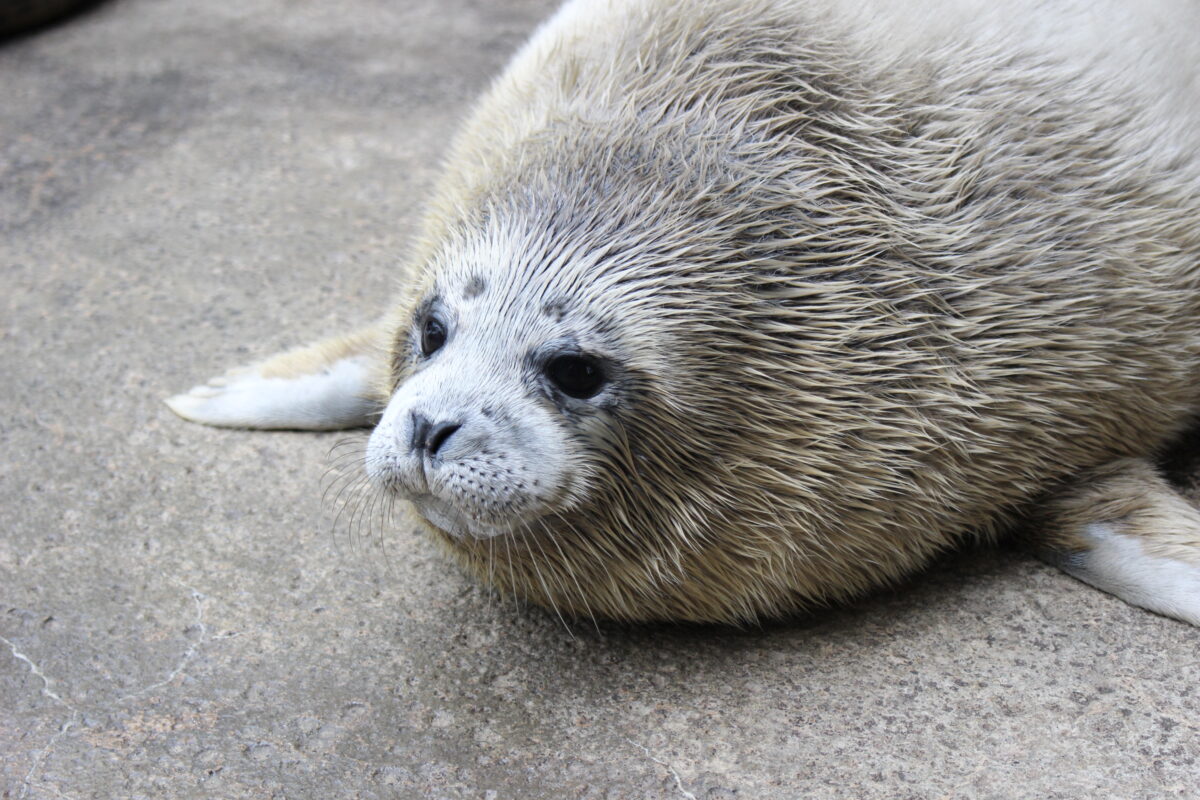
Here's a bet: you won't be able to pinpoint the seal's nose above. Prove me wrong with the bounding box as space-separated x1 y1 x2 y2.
409 412 462 458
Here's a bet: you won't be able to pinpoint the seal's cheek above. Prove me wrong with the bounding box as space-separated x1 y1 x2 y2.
364 379 575 538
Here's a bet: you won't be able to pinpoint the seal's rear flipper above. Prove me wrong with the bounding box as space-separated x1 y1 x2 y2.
1035 458 1200 626
165 324 388 430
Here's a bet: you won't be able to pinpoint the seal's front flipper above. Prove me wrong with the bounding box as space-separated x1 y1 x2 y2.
1034 458 1200 627
166 325 388 430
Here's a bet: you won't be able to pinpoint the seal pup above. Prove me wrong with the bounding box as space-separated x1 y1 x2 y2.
168 0 1200 625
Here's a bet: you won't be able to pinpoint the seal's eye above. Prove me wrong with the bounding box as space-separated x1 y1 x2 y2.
546 354 606 399
420 316 447 357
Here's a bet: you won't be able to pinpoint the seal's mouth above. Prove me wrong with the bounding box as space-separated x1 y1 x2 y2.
408 493 514 540
366 387 572 542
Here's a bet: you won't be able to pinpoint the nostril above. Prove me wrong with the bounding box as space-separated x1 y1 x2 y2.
408 411 462 458
409 412 432 455
425 421 461 457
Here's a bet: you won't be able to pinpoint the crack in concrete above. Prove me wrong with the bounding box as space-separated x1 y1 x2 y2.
625 738 698 800
116 588 208 703
4 586 210 798
19 716 80 800
1 635 70 708
2 635 80 800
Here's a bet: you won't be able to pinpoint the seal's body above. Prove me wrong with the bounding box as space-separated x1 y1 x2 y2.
169 0 1200 625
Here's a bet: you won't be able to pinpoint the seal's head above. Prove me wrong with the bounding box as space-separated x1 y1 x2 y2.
364 218 630 542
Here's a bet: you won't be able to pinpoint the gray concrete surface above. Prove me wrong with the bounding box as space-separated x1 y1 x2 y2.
2 1 1198 797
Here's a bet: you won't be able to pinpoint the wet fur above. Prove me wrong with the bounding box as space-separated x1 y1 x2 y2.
170 0 1200 624
376 0 1200 622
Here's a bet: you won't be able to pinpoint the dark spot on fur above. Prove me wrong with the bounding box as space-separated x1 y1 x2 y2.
464 275 487 299
542 297 570 321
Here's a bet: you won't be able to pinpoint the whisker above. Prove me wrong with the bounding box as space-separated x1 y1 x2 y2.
544 513 600 634
486 530 498 615
320 434 375 563
326 434 367 459
352 486 374 553
321 459 365 509
367 478 393 577
334 474 372 550
504 528 521 615
521 523 575 637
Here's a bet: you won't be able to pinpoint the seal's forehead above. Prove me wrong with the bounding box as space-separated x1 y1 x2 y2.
422 206 688 364
431 227 623 329
441 268 572 317
437 264 610 347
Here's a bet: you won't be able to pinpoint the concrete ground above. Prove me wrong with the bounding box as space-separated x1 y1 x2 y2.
2 0 1198 797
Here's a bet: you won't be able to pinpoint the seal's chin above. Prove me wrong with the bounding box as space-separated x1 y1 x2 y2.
408 494 515 540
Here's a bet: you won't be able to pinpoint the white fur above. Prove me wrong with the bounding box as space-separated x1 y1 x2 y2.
165 356 377 430
365 323 574 540
1061 523 1200 626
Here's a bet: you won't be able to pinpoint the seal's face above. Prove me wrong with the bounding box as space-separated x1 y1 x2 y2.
365 224 638 540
